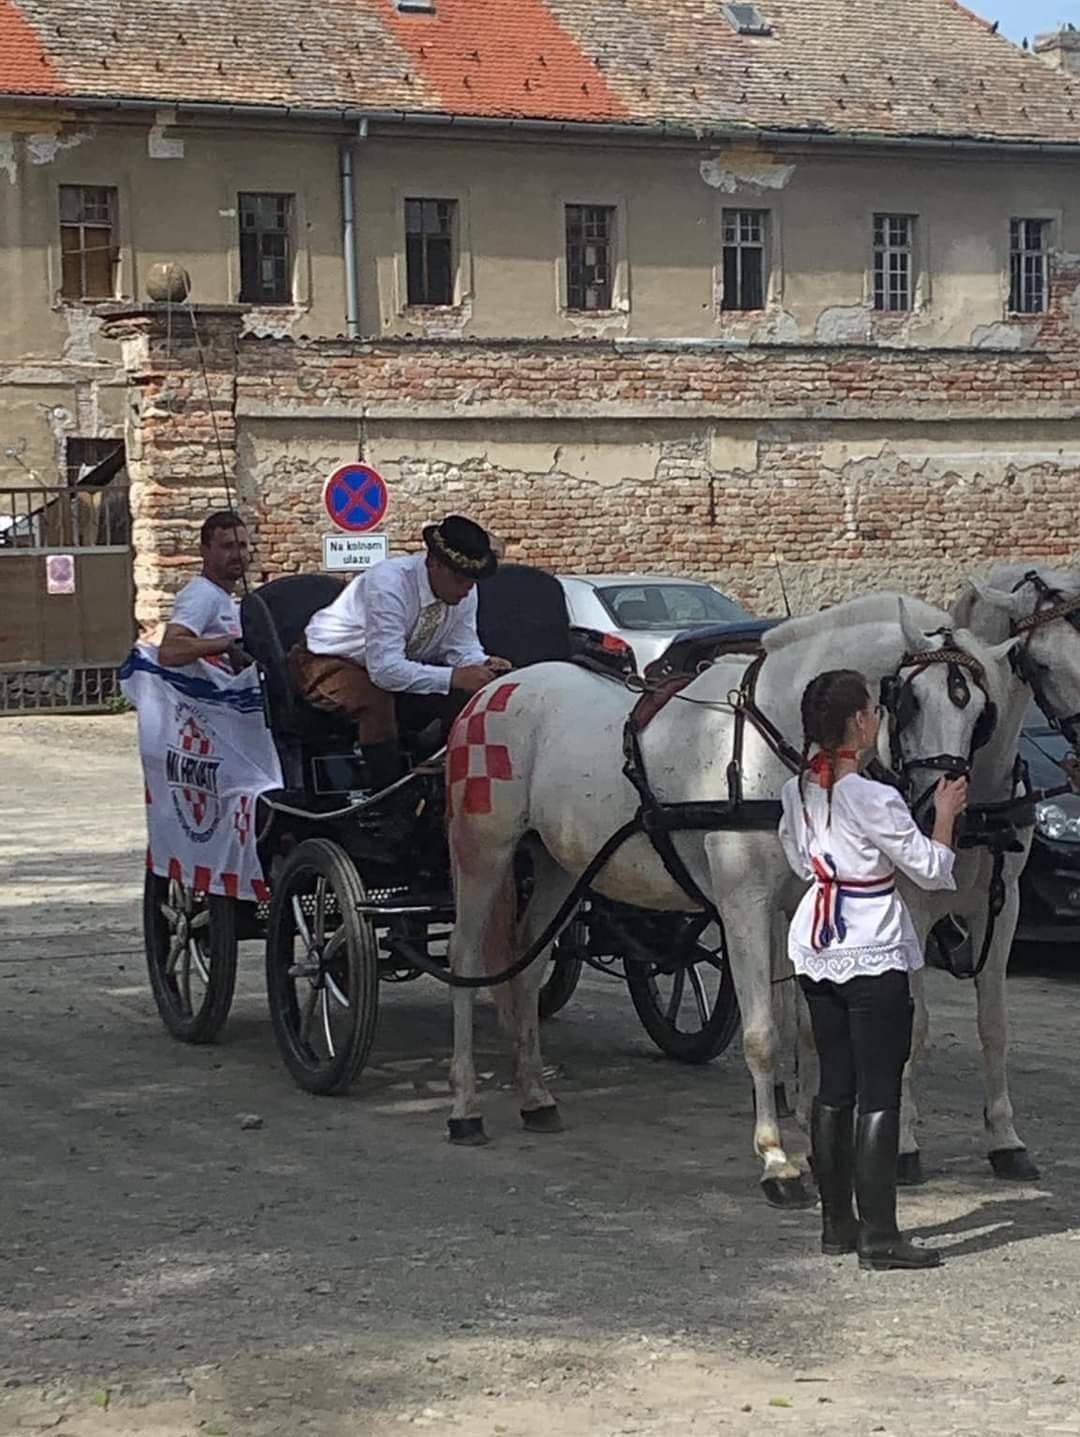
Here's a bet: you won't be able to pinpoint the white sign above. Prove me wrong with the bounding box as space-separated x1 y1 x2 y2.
46 554 76 595
322 531 389 572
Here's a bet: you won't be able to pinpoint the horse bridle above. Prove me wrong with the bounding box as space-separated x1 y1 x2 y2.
1010 571 1080 750
879 630 996 824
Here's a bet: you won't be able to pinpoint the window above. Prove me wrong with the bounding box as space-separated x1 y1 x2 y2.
405 198 456 306
565 204 615 311
65 437 120 488
59 186 118 300
721 209 767 311
1010 218 1050 314
595 582 746 629
873 214 915 312
720 3 772 35
239 193 293 304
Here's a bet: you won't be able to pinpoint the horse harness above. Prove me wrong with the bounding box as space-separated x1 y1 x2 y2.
1010 570 1080 750
620 635 1000 956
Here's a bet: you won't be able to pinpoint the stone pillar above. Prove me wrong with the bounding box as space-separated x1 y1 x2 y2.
105 306 243 633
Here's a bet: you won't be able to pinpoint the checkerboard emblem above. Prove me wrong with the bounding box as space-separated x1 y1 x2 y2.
179 717 213 826
446 682 519 816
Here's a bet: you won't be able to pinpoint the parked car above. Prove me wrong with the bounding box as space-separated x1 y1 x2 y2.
1016 703 1080 947
557 573 753 671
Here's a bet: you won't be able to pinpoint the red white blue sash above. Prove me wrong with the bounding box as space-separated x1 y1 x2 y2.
809 854 896 952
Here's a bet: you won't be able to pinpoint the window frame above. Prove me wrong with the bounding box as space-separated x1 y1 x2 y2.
554 191 630 321
1008 216 1052 316
58 185 120 302
564 203 617 313
403 196 459 308
872 212 916 313
720 207 769 313
237 191 295 306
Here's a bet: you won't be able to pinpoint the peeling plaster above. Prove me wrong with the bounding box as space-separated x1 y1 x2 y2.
815 306 872 345
27 128 94 165
0 133 16 185
752 309 799 344
240 307 304 339
970 322 1031 351
699 157 795 193
148 123 185 160
1063 283 1080 335
60 306 106 364
565 307 630 338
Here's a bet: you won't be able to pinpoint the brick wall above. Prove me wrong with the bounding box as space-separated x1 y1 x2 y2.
106 263 1080 630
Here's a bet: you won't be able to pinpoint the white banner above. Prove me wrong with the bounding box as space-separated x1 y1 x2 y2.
120 645 283 902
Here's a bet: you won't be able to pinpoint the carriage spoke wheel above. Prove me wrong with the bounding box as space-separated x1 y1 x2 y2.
143 871 238 1043
265 837 378 1095
625 923 740 1065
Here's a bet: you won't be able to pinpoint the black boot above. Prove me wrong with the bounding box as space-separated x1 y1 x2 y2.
855 1109 942 1271
812 1100 858 1256
357 742 413 848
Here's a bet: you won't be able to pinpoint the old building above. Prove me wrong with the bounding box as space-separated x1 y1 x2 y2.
1 0 1079 695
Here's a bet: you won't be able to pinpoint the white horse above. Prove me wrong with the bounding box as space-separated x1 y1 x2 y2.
890 563 1080 1184
446 594 1014 1206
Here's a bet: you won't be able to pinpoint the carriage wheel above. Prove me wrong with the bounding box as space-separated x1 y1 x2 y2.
625 923 740 1065
143 871 238 1043
265 837 378 1095
538 919 586 1021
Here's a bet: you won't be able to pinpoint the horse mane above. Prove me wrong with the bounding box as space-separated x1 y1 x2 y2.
762 592 947 654
980 561 1080 598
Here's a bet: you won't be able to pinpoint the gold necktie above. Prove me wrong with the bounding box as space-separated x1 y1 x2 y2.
406 601 445 659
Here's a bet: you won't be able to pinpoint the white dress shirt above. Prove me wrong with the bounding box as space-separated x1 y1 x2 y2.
303 551 489 695
778 773 956 983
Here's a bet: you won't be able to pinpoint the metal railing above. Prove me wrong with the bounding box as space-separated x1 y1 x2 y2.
0 666 125 714
0 484 131 553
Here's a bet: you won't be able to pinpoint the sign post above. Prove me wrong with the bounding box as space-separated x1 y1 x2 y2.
322 462 389 573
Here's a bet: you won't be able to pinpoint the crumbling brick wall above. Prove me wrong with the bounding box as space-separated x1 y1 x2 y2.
107 262 1080 630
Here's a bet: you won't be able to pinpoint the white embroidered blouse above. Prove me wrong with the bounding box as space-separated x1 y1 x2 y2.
778 772 956 983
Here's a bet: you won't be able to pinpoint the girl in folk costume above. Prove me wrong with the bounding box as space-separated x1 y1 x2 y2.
778 670 968 1271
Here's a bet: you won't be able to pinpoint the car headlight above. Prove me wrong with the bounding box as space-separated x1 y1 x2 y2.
1035 798 1080 843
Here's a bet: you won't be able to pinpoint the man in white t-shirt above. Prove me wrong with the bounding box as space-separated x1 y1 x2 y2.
158 511 250 671
290 514 509 791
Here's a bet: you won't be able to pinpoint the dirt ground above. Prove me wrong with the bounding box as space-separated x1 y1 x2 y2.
3 714 1080 1437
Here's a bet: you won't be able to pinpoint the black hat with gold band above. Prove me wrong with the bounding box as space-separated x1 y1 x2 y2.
422 515 498 581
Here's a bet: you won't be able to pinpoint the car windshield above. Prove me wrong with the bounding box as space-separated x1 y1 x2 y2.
595 583 746 630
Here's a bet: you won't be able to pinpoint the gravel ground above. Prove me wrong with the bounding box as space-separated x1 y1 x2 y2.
2 714 1080 1437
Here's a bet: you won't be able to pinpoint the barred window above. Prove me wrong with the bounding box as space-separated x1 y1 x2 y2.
565 204 615 311
405 198 456 306
1009 218 1050 314
873 214 914 312
721 209 766 311
59 186 119 300
239 193 293 304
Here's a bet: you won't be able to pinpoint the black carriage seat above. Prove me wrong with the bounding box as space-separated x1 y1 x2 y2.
240 574 355 794
644 617 781 684
476 563 572 667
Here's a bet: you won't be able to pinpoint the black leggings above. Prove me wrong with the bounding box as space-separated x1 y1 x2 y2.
800 970 914 1112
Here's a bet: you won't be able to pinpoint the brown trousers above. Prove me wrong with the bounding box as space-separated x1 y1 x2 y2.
288 644 396 743
288 643 468 746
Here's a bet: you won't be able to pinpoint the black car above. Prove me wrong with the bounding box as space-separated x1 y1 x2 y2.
1017 704 1080 946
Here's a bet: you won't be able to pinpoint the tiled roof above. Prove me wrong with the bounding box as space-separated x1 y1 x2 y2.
2 0 1078 146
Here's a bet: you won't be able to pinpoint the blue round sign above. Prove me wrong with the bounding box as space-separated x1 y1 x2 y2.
322 463 388 533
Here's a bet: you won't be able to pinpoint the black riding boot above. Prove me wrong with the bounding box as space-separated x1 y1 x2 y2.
855 1110 942 1271
812 1100 858 1256
357 741 413 848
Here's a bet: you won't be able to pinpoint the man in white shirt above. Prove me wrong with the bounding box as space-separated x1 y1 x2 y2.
290 514 510 790
158 511 250 671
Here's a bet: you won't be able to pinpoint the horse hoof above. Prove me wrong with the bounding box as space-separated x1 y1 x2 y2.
761 1174 816 1210
447 1117 489 1147
896 1150 924 1186
521 1104 563 1134
989 1147 1040 1182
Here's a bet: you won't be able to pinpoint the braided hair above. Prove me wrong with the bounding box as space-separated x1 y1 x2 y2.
798 669 871 826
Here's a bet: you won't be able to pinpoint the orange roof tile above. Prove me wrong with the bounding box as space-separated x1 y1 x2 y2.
1 0 1078 147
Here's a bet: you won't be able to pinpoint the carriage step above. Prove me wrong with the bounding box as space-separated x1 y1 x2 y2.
356 899 454 919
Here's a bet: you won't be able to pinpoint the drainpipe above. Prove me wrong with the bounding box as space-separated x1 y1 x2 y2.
340 119 366 340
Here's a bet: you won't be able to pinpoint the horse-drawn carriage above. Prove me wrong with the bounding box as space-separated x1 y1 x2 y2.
140 563 761 1094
